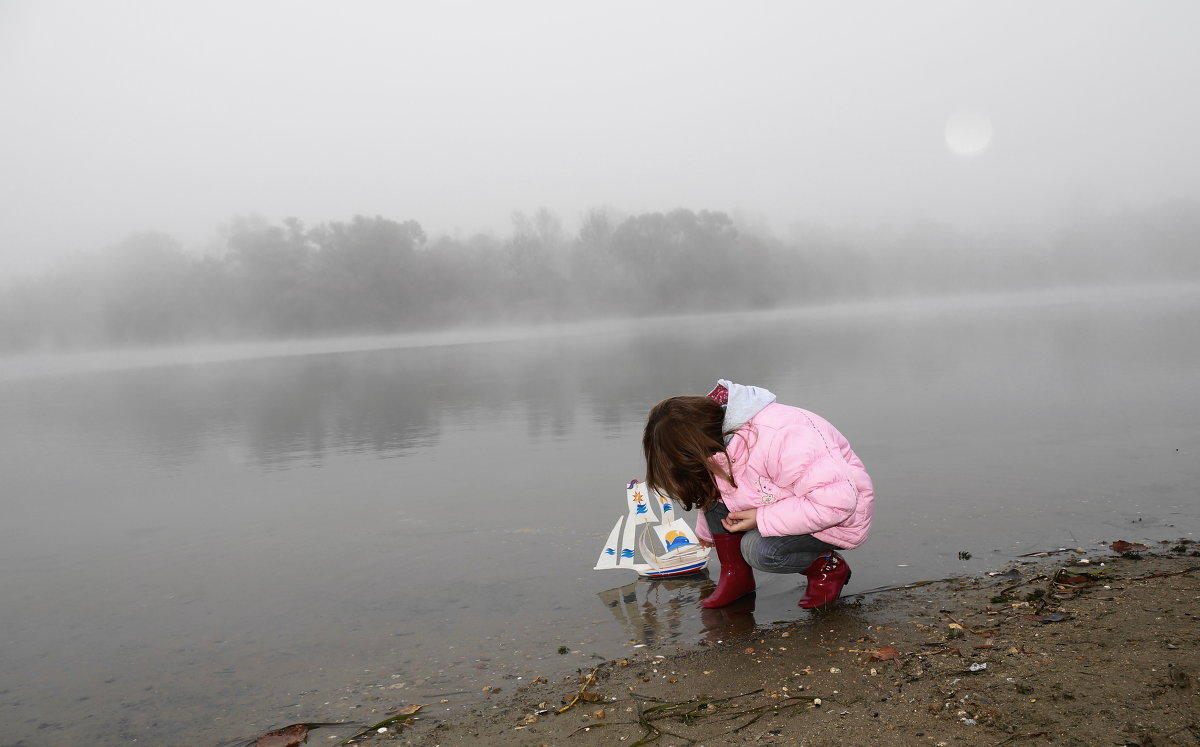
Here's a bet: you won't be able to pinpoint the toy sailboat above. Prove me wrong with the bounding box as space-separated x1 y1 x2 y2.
593 480 710 578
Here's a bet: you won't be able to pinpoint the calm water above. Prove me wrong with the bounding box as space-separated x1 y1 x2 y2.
2 285 1198 746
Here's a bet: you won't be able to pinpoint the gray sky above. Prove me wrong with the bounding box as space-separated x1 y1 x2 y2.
2 1 1198 278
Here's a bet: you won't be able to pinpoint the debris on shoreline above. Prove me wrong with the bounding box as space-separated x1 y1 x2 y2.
337 540 1200 746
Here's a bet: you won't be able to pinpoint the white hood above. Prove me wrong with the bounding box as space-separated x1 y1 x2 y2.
718 379 776 440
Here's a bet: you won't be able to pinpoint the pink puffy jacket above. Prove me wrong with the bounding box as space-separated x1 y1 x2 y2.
695 402 874 550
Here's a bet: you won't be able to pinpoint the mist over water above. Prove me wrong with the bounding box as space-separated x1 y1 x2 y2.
4 202 1198 355
1 285 1197 745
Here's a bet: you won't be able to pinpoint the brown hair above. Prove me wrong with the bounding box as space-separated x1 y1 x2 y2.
642 395 737 511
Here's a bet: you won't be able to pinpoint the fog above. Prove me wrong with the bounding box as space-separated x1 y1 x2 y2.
2 0 1200 345
3 6 1200 740
2 1 1198 287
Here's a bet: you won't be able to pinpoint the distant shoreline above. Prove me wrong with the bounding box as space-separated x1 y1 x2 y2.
5 280 1196 383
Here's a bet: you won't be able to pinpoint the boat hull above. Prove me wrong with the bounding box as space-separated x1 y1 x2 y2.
639 560 708 578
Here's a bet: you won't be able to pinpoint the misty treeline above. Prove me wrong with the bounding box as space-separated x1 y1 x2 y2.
2 202 1197 352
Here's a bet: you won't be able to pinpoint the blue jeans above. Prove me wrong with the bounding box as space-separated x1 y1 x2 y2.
705 500 838 574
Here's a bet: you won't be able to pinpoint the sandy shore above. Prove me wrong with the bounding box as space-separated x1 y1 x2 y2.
275 543 1199 746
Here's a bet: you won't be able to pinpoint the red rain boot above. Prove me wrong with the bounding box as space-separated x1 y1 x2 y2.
700 532 756 608
797 551 852 609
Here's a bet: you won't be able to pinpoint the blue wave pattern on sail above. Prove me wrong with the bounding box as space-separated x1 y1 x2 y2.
597 479 709 576
594 516 625 570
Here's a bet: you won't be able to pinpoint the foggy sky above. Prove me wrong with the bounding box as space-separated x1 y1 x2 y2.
2 1 1198 279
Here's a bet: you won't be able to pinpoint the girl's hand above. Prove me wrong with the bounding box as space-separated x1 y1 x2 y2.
698 538 714 548
721 509 758 533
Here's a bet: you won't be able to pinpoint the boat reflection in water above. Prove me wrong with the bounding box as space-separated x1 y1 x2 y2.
596 575 758 646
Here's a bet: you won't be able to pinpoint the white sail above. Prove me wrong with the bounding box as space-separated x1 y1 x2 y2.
618 507 642 567
625 480 660 522
652 517 702 556
650 486 675 521
594 516 624 570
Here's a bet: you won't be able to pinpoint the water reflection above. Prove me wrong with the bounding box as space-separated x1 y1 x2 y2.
8 288 1195 475
698 595 759 643
597 575 711 646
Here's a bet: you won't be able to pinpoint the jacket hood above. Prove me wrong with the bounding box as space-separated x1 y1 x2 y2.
718 379 776 440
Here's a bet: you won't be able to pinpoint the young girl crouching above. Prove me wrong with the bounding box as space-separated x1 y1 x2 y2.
643 380 874 609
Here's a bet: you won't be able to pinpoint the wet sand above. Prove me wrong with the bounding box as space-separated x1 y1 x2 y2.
325 544 1200 746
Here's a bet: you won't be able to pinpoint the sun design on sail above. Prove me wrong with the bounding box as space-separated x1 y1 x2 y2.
662 530 692 552
594 480 709 578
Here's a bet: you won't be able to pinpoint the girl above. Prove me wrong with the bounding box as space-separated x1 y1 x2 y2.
643 380 874 609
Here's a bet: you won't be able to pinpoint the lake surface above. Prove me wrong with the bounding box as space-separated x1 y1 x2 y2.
2 285 1198 746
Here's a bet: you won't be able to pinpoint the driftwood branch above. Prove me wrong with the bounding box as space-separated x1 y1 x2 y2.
557 664 604 714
